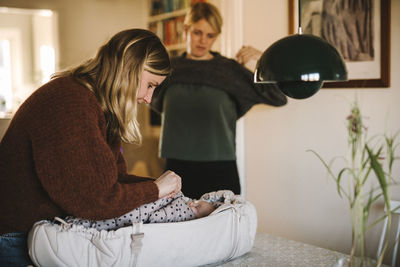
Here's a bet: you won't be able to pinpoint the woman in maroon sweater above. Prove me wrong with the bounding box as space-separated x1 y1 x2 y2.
0 29 181 266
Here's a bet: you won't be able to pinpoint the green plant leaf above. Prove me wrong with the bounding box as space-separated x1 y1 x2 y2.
336 168 348 197
307 149 350 200
361 166 372 186
366 145 389 206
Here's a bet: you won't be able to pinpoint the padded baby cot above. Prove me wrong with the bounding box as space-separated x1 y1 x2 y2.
27 192 257 267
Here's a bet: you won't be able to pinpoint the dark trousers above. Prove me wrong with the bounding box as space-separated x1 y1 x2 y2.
165 159 241 199
0 232 33 267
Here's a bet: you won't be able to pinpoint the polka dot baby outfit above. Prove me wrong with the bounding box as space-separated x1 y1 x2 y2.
66 192 196 230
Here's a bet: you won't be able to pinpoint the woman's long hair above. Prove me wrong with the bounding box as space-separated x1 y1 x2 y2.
54 29 171 144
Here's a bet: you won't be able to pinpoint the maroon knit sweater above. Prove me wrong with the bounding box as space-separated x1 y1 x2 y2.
0 76 159 235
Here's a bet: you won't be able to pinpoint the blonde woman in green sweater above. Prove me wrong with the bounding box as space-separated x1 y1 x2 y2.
152 2 287 199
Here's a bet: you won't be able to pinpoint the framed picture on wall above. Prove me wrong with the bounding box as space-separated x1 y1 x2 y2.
289 0 390 88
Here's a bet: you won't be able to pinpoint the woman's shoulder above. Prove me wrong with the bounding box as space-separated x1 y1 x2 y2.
47 76 88 92
11 76 104 133
40 76 95 102
213 53 252 77
212 52 237 65
170 53 186 64
25 76 101 117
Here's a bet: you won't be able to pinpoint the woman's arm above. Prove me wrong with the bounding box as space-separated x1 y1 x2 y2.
235 46 262 65
235 46 287 107
30 82 159 220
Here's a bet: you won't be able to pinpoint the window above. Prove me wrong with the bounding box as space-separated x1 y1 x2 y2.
0 39 11 115
0 7 58 117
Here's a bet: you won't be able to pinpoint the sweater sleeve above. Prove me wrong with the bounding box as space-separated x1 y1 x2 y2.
147 193 195 223
28 81 159 220
253 79 287 107
116 149 155 183
152 53 287 117
234 60 288 107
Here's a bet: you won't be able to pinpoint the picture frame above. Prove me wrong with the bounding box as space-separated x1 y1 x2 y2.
288 0 390 88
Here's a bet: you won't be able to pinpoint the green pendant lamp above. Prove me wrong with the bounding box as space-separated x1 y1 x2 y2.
254 0 347 99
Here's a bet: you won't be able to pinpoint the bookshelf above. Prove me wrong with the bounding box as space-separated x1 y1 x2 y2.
147 0 190 128
148 0 191 56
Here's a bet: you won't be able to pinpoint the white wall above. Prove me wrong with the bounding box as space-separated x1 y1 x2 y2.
0 0 148 70
0 12 32 85
243 0 400 259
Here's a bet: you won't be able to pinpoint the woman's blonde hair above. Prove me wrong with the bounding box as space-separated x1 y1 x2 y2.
184 2 223 34
53 29 171 144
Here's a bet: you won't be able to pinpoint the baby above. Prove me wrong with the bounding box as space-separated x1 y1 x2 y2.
67 192 216 231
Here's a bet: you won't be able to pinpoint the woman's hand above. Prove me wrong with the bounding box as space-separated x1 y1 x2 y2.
154 170 182 199
235 46 262 65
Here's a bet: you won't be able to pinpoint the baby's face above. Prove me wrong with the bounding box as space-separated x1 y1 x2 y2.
190 200 215 218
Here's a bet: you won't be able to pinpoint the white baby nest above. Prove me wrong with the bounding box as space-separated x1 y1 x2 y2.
28 193 257 267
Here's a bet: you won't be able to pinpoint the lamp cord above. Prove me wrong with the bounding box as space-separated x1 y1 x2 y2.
298 0 302 34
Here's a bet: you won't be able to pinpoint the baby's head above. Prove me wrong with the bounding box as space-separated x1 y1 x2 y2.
189 200 215 218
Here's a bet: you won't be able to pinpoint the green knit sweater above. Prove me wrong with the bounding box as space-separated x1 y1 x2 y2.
153 52 287 161
160 84 237 161
0 76 159 234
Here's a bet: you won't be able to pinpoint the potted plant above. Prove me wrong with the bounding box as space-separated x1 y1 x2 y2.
308 102 399 267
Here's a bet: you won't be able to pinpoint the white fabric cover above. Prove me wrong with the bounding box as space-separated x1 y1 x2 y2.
28 197 257 267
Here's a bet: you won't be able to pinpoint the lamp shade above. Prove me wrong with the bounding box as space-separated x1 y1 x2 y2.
255 34 347 99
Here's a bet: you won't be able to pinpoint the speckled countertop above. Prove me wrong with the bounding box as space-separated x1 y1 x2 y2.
209 232 349 267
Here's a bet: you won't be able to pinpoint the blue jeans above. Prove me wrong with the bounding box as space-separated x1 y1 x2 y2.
0 232 33 267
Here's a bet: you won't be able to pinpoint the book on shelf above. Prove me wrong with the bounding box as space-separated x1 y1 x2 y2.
149 0 207 16
149 15 186 48
175 15 184 44
150 0 190 15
